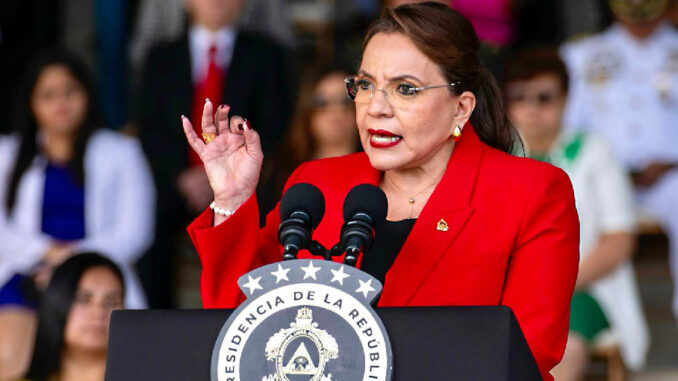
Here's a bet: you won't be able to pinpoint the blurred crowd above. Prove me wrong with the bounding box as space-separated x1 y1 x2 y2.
0 0 677 380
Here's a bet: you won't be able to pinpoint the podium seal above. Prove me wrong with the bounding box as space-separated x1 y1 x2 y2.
211 259 393 381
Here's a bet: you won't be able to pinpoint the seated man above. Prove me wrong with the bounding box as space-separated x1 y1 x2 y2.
562 0 678 322
135 0 295 308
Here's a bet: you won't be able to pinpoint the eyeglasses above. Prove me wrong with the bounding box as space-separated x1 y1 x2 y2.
344 75 460 109
506 90 562 106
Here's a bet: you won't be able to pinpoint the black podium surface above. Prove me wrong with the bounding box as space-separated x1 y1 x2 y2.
106 306 541 380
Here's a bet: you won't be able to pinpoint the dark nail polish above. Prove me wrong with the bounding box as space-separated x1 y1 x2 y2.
243 119 252 130
237 123 244 132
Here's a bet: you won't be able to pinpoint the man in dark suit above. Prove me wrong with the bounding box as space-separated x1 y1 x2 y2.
136 0 294 308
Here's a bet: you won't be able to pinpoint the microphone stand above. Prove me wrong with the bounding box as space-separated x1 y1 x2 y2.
308 241 346 261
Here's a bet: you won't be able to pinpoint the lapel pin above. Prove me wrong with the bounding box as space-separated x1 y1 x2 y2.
436 219 449 232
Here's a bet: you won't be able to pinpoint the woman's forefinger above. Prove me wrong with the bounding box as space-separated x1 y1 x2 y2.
181 115 205 155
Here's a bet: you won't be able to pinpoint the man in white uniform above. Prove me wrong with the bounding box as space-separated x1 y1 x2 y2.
562 0 678 319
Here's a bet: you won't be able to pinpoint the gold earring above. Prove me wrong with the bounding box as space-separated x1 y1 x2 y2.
452 126 462 141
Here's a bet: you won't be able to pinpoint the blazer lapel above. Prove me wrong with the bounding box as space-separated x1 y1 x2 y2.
379 123 484 305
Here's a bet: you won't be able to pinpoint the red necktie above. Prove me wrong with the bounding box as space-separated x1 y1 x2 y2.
189 44 225 166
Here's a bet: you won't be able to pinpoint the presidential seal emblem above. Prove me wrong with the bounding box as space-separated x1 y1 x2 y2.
211 259 393 381
263 307 338 380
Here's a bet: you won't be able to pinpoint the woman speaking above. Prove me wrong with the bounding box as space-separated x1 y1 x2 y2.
181 3 579 379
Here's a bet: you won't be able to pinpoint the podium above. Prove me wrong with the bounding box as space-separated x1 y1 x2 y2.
105 306 541 380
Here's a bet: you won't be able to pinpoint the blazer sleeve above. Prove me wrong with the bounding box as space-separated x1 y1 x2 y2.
186 162 309 308
500 167 580 380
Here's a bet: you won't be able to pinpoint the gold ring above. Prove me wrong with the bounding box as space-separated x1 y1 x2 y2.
202 132 216 144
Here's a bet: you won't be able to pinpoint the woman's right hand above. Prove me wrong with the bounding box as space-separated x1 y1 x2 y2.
181 100 264 214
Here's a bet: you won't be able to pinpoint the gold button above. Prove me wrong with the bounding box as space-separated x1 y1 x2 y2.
436 219 448 232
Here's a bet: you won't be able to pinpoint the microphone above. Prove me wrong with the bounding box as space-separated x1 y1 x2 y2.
278 183 325 261
340 184 388 266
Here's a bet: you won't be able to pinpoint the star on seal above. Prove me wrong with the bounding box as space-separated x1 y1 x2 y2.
270 264 291 284
356 278 376 298
330 266 350 286
300 261 321 280
242 275 262 295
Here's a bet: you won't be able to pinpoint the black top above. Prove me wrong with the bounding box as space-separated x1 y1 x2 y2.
361 218 416 285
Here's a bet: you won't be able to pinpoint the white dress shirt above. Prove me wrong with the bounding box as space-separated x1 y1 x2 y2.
562 22 678 170
188 25 237 84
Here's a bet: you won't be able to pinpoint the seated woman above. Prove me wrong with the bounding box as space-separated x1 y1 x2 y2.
20 253 124 381
504 48 649 379
0 49 155 307
259 65 361 217
0 49 155 379
181 4 580 379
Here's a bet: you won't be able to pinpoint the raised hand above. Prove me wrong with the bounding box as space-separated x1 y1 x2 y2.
181 99 264 219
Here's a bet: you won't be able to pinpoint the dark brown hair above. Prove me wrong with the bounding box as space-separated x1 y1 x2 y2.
26 253 124 380
287 69 345 166
504 47 570 94
279 66 359 169
363 2 519 153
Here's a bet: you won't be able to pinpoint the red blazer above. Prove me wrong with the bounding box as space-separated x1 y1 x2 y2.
187 125 580 380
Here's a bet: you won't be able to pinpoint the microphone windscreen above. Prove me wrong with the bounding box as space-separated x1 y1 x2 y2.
342 184 388 226
279 183 326 228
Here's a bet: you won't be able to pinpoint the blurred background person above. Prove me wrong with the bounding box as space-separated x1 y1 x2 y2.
259 66 361 218
129 0 293 89
0 0 132 132
135 0 295 308
18 253 124 381
505 47 649 379
0 50 153 353
561 0 678 321
0 0 674 378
